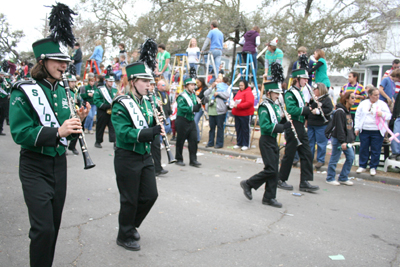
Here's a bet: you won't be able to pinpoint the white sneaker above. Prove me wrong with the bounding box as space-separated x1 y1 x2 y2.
241 146 249 151
356 167 366 173
233 145 240 149
84 129 88 134
339 180 354 186
326 180 340 186
370 168 376 176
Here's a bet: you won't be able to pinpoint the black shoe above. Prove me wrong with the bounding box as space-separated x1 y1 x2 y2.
133 229 140 241
68 148 79 155
292 160 299 167
240 180 252 200
189 161 202 167
214 146 223 149
156 169 169 176
175 161 185 166
94 142 102 148
116 238 140 251
277 180 293 191
0 132 5 136
389 154 398 160
396 155 400 162
262 199 282 208
205 145 214 148
299 181 320 192
171 136 176 141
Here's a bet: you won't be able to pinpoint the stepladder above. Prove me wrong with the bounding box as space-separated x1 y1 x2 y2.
83 60 100 80
196 51 217 86
169 54 190 94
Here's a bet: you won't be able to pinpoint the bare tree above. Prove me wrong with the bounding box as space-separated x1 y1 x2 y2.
0 14 25 60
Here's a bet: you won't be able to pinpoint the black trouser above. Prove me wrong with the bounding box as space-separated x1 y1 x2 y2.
246 135 279 200
115 149 158 241
278 120 313 182
175 116 197 163
96 108 115 144
151 135 162 173
19 149 67 267
0 97 7 132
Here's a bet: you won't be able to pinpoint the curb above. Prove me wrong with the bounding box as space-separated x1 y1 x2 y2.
192 144 400 186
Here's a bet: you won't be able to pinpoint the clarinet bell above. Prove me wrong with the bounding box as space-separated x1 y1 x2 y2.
296 139 303 147
83 151 96 169
167 150 177 164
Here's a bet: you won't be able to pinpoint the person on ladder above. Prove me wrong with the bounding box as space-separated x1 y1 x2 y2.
201 20 224 84
263 37 283 81
239 26 260 73
94 74 118 149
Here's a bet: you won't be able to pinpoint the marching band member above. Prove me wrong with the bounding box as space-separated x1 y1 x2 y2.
8 3 90 265
94 74 118 149
240 81 290 208
175 78 202 167
112 62 163 251
0 70 11 135
277 69 319 192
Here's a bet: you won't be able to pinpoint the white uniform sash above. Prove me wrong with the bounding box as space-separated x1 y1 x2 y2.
261 101 278 124
120 97 149 129
99 86 113 104
291 88 305 108
182 91 194 107
0 87 8 95
20 83 68 146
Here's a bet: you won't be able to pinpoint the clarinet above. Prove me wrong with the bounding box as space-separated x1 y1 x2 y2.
62 73 96 169
278 99 302 147
147 91 177 164
305 83 328 123
156 91 170 125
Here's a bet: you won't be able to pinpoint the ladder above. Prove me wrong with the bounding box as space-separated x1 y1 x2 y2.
196 51 217 86
83 60 100 80
169 53 190 93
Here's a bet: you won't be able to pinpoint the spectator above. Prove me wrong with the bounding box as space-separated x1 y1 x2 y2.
119 54 127 68
341 72 367 121
326 91 356 186
194 78 208 142
292 46 314 86
379 69 400 110
390 90 400 161
113 57 121 81
186 38 200 69
156 44 171 82
232 80 255 151
308 83 334 169
156 79 172 135
89 40 104 74
130 50 139 63
263 37 283 81
99 64 106 76
170 92 178 141
239 26 260 72
81 77 97 134
307 49 330 88
382 59 400 99
355 87 392 176
201 20 224 84
118 43 128 61
204 77 230 148
72 43 82 76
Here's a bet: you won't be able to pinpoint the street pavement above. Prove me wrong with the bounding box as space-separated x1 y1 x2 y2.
1 128 400 267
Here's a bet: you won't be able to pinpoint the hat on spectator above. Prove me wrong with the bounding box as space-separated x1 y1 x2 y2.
269 37 278 46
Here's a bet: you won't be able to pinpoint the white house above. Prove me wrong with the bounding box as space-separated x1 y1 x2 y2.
352 10 400 87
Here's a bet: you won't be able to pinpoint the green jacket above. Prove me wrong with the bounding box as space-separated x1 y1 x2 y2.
177 90 198 121
259 99 282 138
81 84 97 104
0 78 11 98
111 93 155 155
285 86 306 123
9 79 73 156
94 85 118 110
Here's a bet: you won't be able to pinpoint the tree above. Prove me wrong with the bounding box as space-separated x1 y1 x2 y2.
0 13 25 61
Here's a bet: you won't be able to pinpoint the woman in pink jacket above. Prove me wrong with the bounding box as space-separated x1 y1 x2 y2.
232 80 255 151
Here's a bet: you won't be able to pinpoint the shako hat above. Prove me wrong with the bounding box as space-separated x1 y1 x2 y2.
184 78 196 85
264 81 282 93
292 68 309 79
105 74 115 82
67 74 76 81
126 62 153 80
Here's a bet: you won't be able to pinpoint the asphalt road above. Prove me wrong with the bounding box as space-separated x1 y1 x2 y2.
1 129 400 267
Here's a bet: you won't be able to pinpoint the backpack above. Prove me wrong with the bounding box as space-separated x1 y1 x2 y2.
324 108 344 139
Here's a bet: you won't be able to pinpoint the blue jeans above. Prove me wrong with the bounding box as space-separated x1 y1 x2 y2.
194 109 204 142
74 62 82 76
208 114 225 147
359 130 384 169
162 71 171 82
391 118 400 154
84 104 97 130
308 124 328 163
92 60 101 74
326 137 354 182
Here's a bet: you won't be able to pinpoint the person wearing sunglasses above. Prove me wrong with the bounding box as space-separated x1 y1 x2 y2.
326 92 356 185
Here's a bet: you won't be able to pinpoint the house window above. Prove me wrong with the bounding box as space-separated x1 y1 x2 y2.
371 70 379 87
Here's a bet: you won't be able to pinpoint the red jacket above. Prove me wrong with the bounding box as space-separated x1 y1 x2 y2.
232 87 255 116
